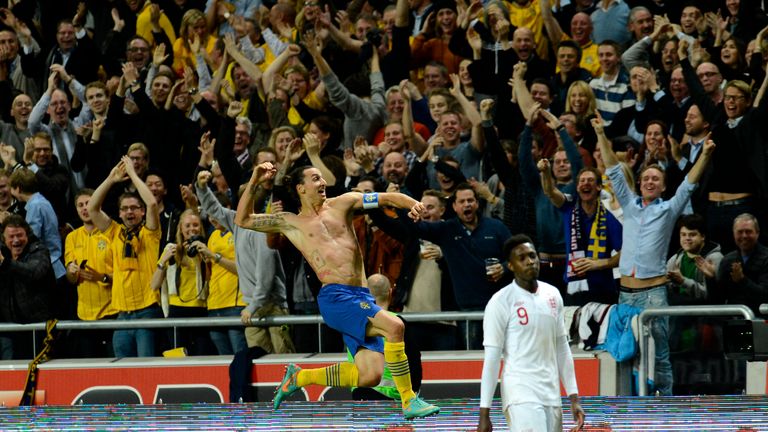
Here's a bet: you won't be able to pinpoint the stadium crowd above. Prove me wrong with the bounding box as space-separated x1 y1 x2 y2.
0 0 767 396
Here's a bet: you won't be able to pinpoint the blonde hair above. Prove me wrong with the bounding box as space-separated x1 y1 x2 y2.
180 9 207 42
268 126 298 151
565 80 597 117
174 209 203 266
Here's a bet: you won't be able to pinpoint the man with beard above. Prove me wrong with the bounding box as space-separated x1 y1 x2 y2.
477 234 584 432
369 189 457 350
88 156 162 357
64 189 120 358
236 161 439 419
380 151 410 193
429 110 483 187
539 163 622 305
679 45 768 252
410 183 511 349
0 215 55 359
677 104 710 177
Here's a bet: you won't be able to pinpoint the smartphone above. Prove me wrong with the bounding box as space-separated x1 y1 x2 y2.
79 260 88 269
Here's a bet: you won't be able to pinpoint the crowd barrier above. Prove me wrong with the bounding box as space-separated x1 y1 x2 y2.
1 306 766 401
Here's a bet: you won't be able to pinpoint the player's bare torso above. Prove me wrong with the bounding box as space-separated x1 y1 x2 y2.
282 198 366 287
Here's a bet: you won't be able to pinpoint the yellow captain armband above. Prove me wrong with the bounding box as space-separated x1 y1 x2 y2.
362 192 379 209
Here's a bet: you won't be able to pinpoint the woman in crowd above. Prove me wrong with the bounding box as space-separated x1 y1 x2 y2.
152 209 213 355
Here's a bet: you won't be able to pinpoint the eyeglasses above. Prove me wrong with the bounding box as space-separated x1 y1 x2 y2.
724 94 746 101
119 205 142 212
32 147 52 153
697 71 719 78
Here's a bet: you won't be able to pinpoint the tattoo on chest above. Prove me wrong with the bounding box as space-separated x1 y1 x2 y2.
310 250 326 268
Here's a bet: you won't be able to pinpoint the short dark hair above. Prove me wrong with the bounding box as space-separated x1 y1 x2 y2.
503 234 535 260
358 175 383 192
645 119 669 136
452 182 476 198
74 188 95 204
422 189 446 207
598 39 623 56
557 39 582 63
285 165 314 202
2 213 31 237
117 192 145 210
144 169 167 185
577 167 602 186
677 213 706 234
530 78 553 95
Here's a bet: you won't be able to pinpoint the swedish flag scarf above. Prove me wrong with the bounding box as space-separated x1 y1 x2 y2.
567 200 608 292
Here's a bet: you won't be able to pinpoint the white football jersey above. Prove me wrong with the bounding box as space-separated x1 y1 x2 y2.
483 280 567 409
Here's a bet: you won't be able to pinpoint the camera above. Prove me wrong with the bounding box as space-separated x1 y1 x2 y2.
186 235 205 257
366 28 382 47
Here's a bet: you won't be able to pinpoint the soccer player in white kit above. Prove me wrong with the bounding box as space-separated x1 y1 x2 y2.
477 234 586 432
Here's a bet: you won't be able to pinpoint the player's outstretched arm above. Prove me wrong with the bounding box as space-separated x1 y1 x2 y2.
338 191 426 221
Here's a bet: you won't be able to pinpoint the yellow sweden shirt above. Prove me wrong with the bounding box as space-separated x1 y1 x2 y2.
111 225 161 312
206 230 243 310
64 221 120 320
169 258 207 308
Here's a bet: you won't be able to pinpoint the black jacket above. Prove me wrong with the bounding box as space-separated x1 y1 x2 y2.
0 237 55 323
717 243 768 315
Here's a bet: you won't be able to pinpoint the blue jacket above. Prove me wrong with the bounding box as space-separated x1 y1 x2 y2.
413 216 512 310
604 304 642 362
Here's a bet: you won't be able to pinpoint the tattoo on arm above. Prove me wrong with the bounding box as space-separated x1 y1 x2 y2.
251 213 284 229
